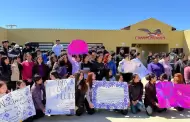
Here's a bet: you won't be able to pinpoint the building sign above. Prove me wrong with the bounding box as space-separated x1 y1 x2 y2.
135 28 165 40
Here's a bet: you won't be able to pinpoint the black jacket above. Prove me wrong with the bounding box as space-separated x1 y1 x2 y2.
0 65 12 82
129 82 143 102
75 81 86 107
91 61 105 80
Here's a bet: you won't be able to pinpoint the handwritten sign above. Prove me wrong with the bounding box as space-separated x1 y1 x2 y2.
92 81 129 109
68 39 88 55
156 82 190 108
45 79 75 115
0 86 36 122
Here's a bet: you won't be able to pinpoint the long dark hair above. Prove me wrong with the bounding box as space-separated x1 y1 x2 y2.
104 69 112 81
35 55 44 65
50 70 61 79
146 73 156 81
82 54 88 63
50 54 57 67
86 72 94 88
1 56 10 71
75 72 87 92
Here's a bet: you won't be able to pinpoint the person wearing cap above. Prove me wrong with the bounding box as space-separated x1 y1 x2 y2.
52 40 63 57
2 40 9 56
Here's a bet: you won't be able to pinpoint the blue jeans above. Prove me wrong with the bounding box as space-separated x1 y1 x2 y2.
131 101 144 114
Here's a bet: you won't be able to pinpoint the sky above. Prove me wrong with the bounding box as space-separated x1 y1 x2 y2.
0 0 190 30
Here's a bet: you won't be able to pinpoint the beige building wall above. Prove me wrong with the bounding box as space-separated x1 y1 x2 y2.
0 18 188 54
0 27 7 42
184 30 190 55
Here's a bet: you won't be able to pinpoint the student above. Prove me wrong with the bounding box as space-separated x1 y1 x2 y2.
102 69 116 81
159 53 172 80
85 72 96 115
22 53 34 87
80 54 92 79
159 73 169 82
52 56 67 79
172 73 185 111
0 81 8 98
148 53 165 79
62 54 72 76
16 80 26 89
115 74 124 82
0 56 12 90
91 55 105 81
31 74 46 120
32 55 50 81
11 56 23 83
184 60 190 84
49 70 61 80
103 54 116 76
129 74 144 114
47 54 57 71
75 72 88 116
67 52 81 75
144 73 166 116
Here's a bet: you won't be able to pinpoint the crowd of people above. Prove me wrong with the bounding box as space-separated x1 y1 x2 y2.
0 39 190 122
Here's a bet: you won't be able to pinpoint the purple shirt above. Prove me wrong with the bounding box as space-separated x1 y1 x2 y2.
68 55 80 75
39 65 44 77
148 62 165 78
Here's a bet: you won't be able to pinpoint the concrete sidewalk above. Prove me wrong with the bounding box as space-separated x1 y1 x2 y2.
34 109 190 122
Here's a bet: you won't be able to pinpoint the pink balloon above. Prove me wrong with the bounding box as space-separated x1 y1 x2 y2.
68 39 88 55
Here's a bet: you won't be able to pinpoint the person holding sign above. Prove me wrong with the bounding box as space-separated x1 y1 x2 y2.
80 54 92 79
144 73 166 116
129 74 144 114
85 72 96 115
31 75 46 120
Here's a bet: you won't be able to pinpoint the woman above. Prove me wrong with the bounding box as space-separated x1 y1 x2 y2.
11 56 23 90
50 70 61 80
47 54 57 71
159 53 172 80
0 56 12 90
91 55 105 81
85 72 96 115
144 73 166 116
52 56 67 79
75 72 88 116
103 54 116 76
31 74 46 120
0 81 8 98
184 60 190 84
80 54 92 79
102 69 116 81
159 73 169 82
33 55 50 81
148 53 165 79
172 73 185 111
62 54 72 77
129 74 144 114
21 53 34 87
67 53 81 75
115 74 124 82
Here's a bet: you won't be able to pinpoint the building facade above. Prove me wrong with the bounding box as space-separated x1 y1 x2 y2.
0 18 190 57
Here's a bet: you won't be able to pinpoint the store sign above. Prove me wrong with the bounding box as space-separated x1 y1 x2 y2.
135 28 165 40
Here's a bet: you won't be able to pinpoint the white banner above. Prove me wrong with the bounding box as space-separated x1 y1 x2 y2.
0 86 36 122
45 78 75 115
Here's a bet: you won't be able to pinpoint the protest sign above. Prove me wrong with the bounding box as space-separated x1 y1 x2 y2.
45 78 75 115
132 58 150 79
118 59 139 73
156 82 190 108
92 81 129 109
11 86 36 121
68 39 88 55
0 86 36 122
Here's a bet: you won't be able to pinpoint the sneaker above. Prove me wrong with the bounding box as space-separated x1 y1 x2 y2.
146 106 153 115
